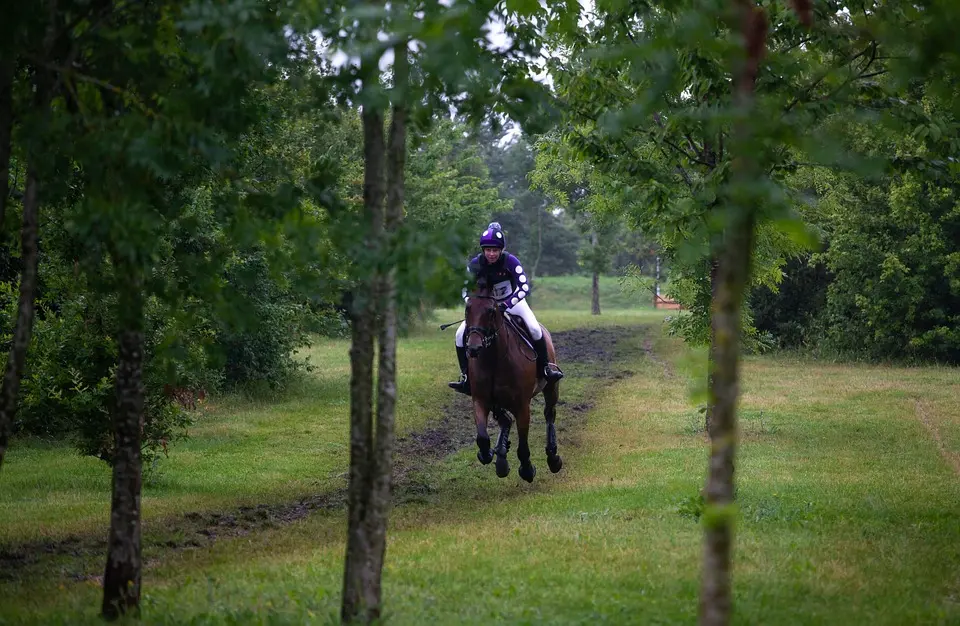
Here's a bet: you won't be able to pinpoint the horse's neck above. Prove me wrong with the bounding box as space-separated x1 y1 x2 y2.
473 315 515 376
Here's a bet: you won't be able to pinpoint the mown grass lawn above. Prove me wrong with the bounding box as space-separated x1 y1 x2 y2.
528 274 655 311
2 305 959 625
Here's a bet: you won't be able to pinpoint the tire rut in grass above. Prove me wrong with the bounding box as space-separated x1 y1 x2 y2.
0 324 654 582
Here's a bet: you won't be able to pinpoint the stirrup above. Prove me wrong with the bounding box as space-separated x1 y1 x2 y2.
448 374 470 394
543 364 564 382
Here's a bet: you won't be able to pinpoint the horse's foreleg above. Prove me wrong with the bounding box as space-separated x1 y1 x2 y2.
474 400 493 465
494 408 512 478
516 405 536 483
543 381 563 474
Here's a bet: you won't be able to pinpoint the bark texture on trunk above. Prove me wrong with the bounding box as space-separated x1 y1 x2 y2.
341 47 408 625
699 3 769 625
102 278 145 620
698 214 754 626
0 165 41 468
367 48 407 614
705 256 719 432
341 103 385 624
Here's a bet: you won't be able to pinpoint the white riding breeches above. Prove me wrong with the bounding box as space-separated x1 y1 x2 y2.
455 299 543 348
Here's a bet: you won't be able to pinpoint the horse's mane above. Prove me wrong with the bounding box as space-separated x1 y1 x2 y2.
474 274 495 297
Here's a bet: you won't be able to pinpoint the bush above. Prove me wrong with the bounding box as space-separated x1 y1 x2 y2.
750 254 831 349
817 173 960 363
12 279 209 466
216 250 315 388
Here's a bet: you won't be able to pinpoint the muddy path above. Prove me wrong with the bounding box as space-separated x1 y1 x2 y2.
0 324 655 582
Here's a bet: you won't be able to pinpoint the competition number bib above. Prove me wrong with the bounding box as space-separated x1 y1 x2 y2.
493 279 512 300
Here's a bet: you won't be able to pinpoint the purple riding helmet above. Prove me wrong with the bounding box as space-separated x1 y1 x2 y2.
479 222 505 249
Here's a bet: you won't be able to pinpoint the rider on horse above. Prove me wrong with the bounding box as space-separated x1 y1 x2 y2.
449 222 564 395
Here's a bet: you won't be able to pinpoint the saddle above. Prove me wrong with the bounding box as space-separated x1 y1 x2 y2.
504 312 536 351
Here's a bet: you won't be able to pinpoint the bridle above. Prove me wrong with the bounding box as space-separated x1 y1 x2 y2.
464 295 503 350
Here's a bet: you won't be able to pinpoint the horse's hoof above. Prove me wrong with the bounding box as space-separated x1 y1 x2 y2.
495 456 510 478
547 454 563 474
518 464 536 483
477 450 494 465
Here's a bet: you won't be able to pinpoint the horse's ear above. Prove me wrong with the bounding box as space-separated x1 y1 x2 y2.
476 275 489 290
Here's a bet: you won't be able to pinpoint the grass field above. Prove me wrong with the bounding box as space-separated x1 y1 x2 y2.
528 274 654 310
1 293 959 625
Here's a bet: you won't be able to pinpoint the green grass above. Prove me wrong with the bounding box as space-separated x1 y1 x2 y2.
2 303 959 625
528 274 654 311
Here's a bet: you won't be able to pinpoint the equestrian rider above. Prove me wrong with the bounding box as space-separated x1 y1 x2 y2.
449 222 564 395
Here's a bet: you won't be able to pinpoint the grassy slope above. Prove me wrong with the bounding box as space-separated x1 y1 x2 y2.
2 292 959 624
529 274 653 310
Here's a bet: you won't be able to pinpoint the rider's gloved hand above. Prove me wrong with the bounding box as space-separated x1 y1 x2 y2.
497 302 508 313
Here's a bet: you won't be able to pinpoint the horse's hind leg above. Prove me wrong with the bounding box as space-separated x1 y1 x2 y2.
516 404 536 483
544 381 563 473
494 408 512 478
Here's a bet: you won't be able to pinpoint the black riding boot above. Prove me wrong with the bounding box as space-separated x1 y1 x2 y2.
448 346 471 395
533 337 564 382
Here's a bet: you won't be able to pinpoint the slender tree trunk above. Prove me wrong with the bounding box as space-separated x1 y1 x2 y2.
0 0 57 470
698 215 754 626
0 163 41 469
102 272 145 620
0 58 13 229
591 270 601 315
654 254 661 303
705 257 719 431
699 2 767 625
341 289 376 623
366 43 407 615
341 46 409 624
530 203 543 283
591 232 601 315
341 58 388 622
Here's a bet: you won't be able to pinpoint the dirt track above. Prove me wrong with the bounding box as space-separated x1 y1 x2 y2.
0 324 652 581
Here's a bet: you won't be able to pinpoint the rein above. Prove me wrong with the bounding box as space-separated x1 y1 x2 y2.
464 295 503 350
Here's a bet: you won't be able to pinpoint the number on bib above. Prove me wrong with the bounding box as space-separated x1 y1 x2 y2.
493 280 512 300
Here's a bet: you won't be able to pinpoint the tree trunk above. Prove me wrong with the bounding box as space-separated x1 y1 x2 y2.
367 43 407 616
0 164 41 469
704 256 719 432
654 254 661 304
530 203 543 284
341 56 389 623
591 271 601 315
341 46 409 624
591 232 601 315
699 2 767 625
698 215 754 626
0 58 13 229
102 273 145 620
0 0 57 470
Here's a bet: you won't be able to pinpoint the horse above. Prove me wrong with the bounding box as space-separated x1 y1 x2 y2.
462 281 563 482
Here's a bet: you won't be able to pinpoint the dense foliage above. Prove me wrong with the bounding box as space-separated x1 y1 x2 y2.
0 55 509 460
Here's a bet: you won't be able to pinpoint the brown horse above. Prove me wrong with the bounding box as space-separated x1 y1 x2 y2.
463 281 563 482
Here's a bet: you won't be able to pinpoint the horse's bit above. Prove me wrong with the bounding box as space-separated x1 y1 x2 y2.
464 296 503 349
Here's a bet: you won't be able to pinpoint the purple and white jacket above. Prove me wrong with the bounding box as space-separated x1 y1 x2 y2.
462 251 530 308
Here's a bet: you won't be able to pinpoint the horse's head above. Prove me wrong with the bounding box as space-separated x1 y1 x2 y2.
463 280 501 358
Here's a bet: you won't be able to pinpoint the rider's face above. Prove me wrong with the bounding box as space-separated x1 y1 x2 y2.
483 247 501 263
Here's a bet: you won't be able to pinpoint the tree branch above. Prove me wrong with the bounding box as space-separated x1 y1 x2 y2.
654 112 714 167
782 42 876 114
